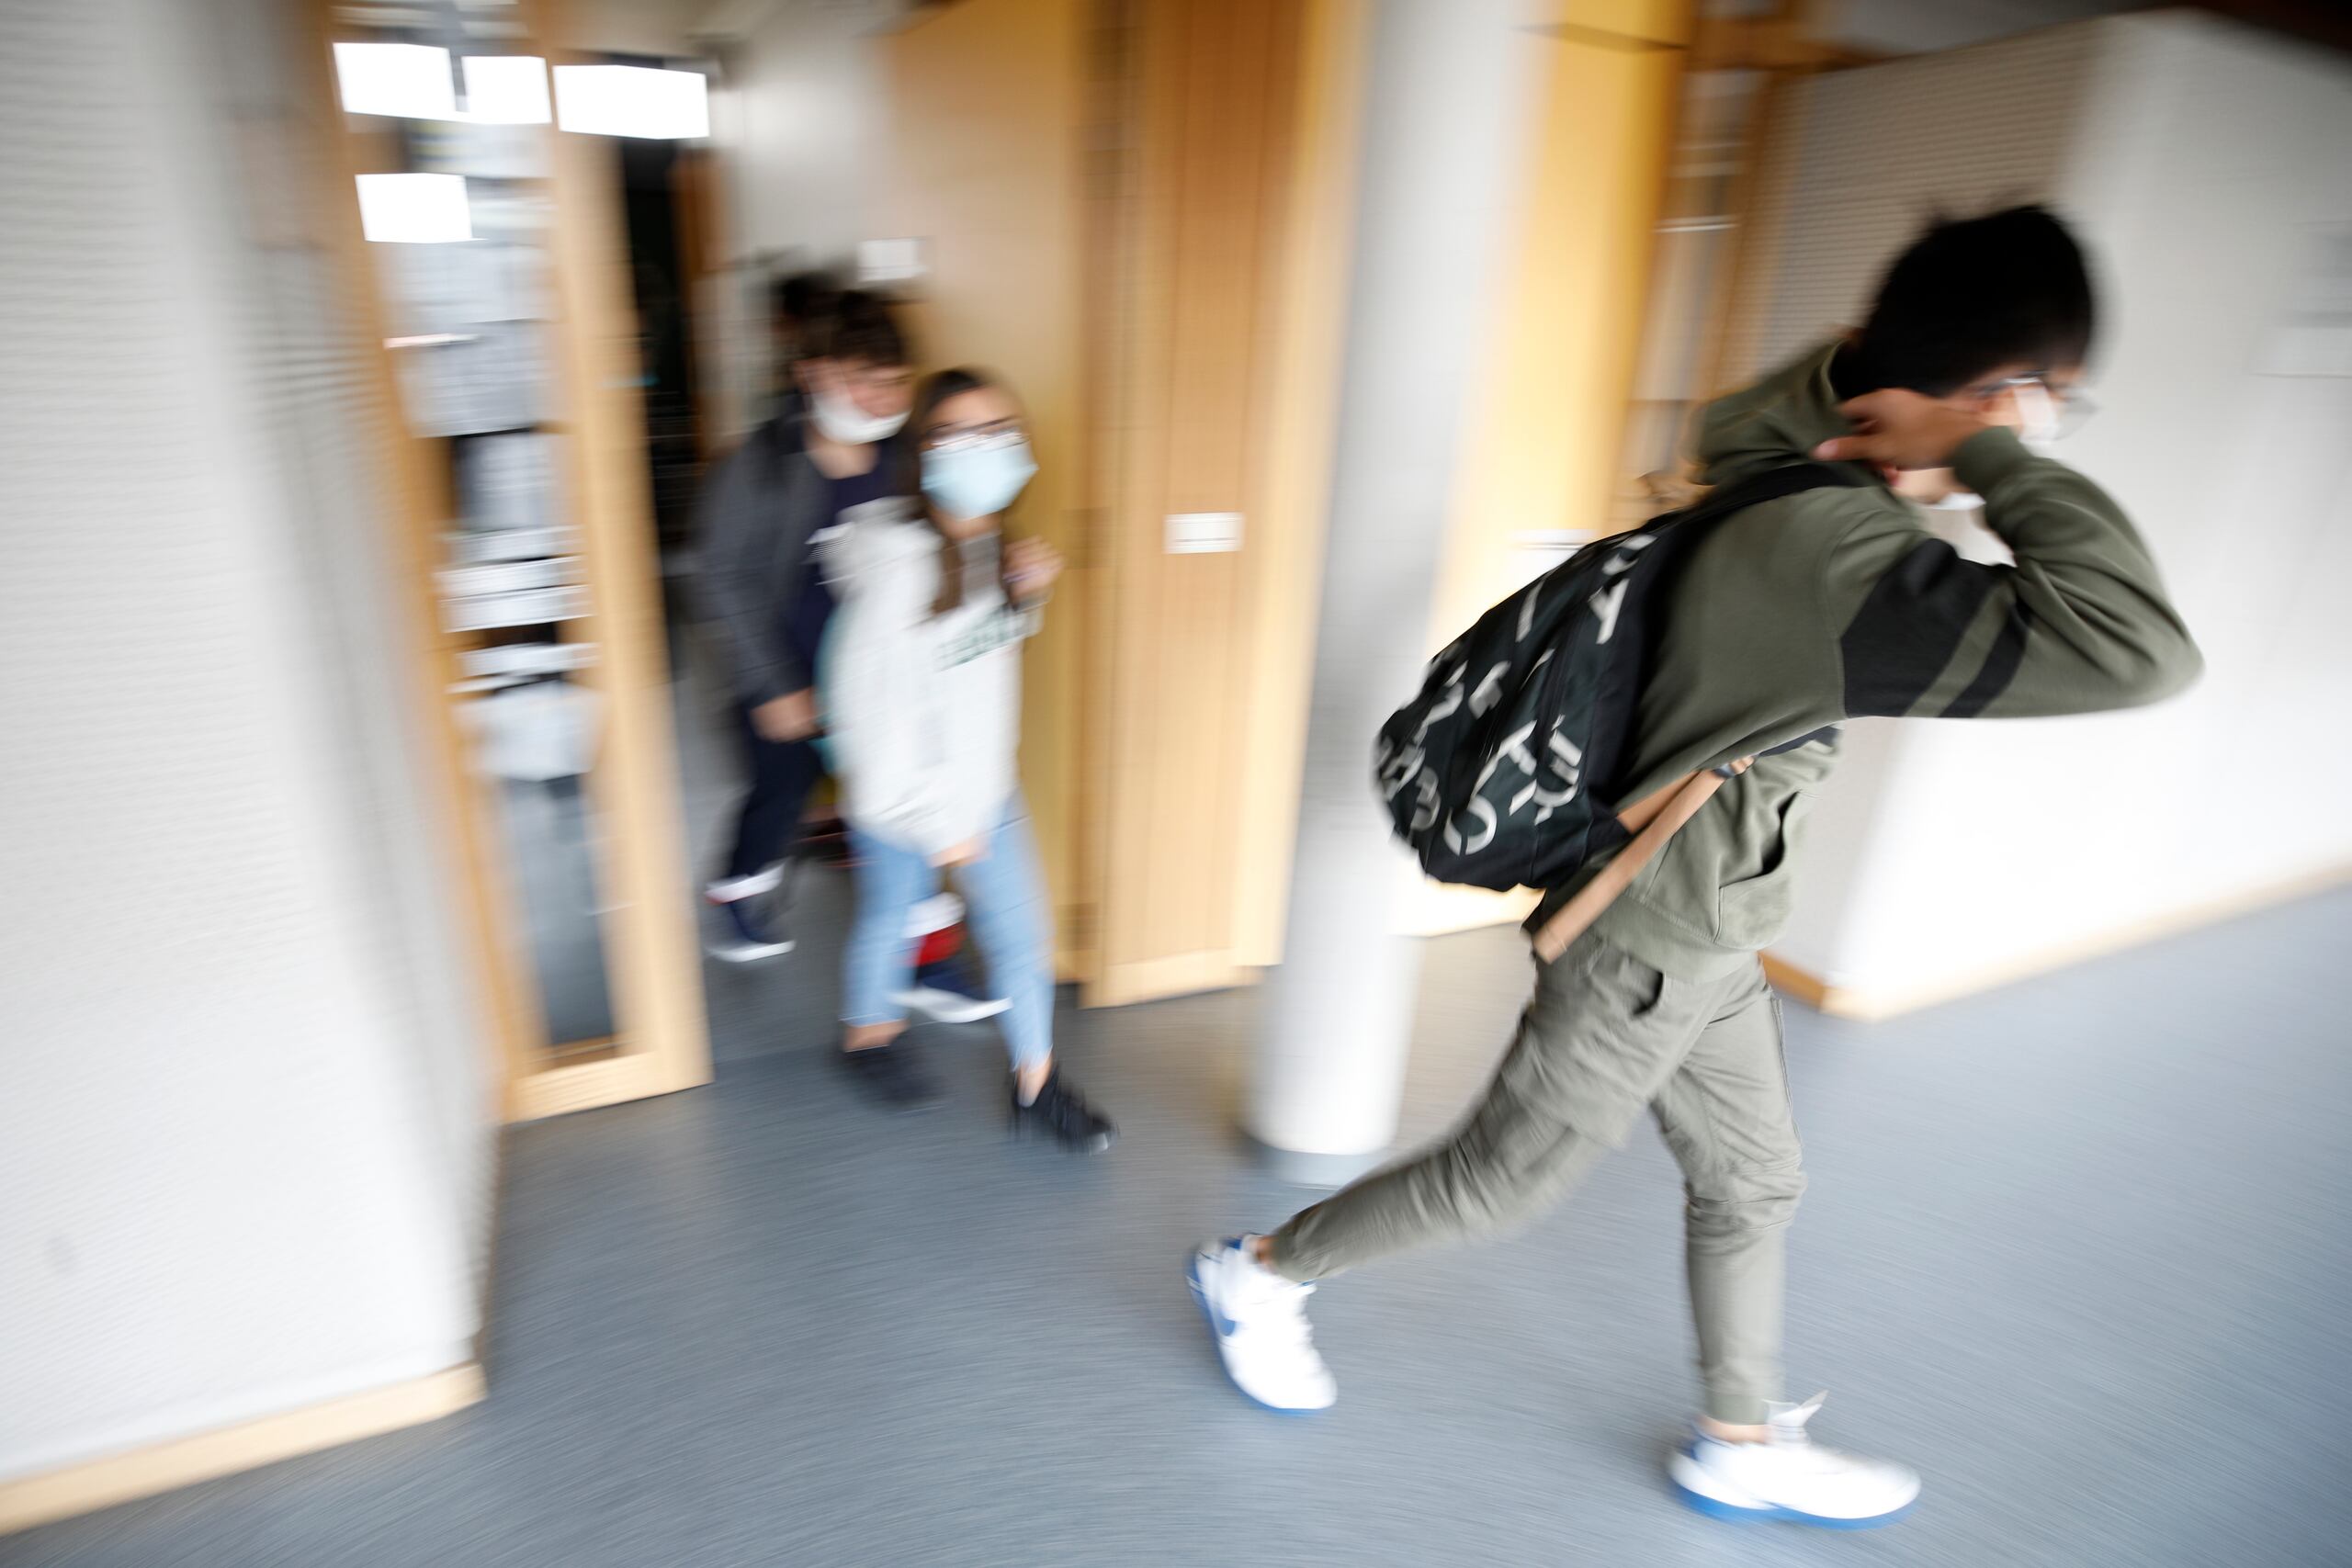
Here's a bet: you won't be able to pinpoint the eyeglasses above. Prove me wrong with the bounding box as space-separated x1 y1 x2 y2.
924 426 1024 457
1978 373 2099 440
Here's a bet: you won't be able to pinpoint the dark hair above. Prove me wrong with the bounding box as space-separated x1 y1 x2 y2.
898 366 990 496
903 367 1023 618
770 269 840 339
1846 205 2096 397
799 287 912 369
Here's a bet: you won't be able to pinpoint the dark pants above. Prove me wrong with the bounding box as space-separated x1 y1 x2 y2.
718 703 827 883
718 569 837 885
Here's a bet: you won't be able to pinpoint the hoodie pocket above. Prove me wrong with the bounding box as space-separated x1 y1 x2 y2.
1711 790 1813 949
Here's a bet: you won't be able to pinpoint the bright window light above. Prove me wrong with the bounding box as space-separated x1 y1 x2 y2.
356 173 473 243
334 42 457 119
553 64 709 140
461 55 551 124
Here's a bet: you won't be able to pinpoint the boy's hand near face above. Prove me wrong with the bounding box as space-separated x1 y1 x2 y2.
1815 389 1994 474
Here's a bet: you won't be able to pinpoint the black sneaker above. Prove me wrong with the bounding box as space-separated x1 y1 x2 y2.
1011 1070 1116 1154
838 1043 943 1111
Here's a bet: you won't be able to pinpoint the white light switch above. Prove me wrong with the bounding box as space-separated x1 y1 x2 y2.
858 237 928 287
1165 512 1243 554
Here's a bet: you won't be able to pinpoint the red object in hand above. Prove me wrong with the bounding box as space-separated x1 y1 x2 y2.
914 921 963 969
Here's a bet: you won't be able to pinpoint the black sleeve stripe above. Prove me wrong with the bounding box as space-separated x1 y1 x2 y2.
1939 604 2030 719
1839 538 1998 717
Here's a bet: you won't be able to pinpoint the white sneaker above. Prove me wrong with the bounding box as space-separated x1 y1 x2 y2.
702 892 794 962
1668 1393 1920 1529
893 984 1011 1024
1186 1236 1337 1413
891 897 1008 1021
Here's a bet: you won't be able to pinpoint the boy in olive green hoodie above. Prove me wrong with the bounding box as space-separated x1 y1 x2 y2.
1188 207 2200 1527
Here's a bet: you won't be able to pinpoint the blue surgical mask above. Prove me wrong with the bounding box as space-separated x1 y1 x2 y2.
922 434 1036 521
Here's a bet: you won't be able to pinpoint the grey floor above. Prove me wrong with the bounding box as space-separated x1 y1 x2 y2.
13 667 2351 1566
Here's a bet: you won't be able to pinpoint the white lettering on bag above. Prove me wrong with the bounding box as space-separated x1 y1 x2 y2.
1443 795 1497 855
1588 579 1627 645
1469 662 1509 717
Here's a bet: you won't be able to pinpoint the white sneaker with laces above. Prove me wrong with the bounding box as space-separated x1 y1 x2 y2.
1186 1236 1337 1413
1668 1393 1920 1529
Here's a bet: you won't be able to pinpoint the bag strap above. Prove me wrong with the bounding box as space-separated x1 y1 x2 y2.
1532 761 1748 963
1679 458 1866 523
1527 463 1860 964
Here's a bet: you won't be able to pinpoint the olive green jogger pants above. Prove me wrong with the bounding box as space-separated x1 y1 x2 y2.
1268 927 1804 1425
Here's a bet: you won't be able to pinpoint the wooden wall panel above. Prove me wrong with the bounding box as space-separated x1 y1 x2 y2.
880 0 1092 974
1087 0 1326 1004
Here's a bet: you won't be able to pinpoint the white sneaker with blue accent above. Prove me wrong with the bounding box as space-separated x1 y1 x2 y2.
1186 1236 1337 1413
1668 1393 1920 1529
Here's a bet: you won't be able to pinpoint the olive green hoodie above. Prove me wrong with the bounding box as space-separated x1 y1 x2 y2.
1533 341 2204 980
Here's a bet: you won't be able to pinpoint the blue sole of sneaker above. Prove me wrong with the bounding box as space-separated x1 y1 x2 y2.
1670 1479 1917 1529
1184 1254 1324 1418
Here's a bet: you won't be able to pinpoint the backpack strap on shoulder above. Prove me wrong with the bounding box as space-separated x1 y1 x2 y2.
1681 459 1869 524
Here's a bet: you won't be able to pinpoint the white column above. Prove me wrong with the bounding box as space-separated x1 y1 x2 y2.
1246 0 1546 1183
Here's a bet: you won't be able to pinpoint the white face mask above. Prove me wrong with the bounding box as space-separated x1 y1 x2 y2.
2006 379 2063 456
809 386 908 446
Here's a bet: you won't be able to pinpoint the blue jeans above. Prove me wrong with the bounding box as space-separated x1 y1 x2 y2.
842 800 1053 1072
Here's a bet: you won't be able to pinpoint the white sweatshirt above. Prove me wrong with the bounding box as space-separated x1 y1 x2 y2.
815 498 1040 857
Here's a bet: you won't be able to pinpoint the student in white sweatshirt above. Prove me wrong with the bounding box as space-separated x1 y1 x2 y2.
816 367 1114 1151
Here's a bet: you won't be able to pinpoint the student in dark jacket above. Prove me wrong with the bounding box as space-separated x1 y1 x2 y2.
692 289 915 958
1186 207 2200 1529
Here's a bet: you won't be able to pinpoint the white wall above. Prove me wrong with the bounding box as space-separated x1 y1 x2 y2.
718 0 896 268
1728 23 2098 382
0 0 496 1483
1747 13 2352 1000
